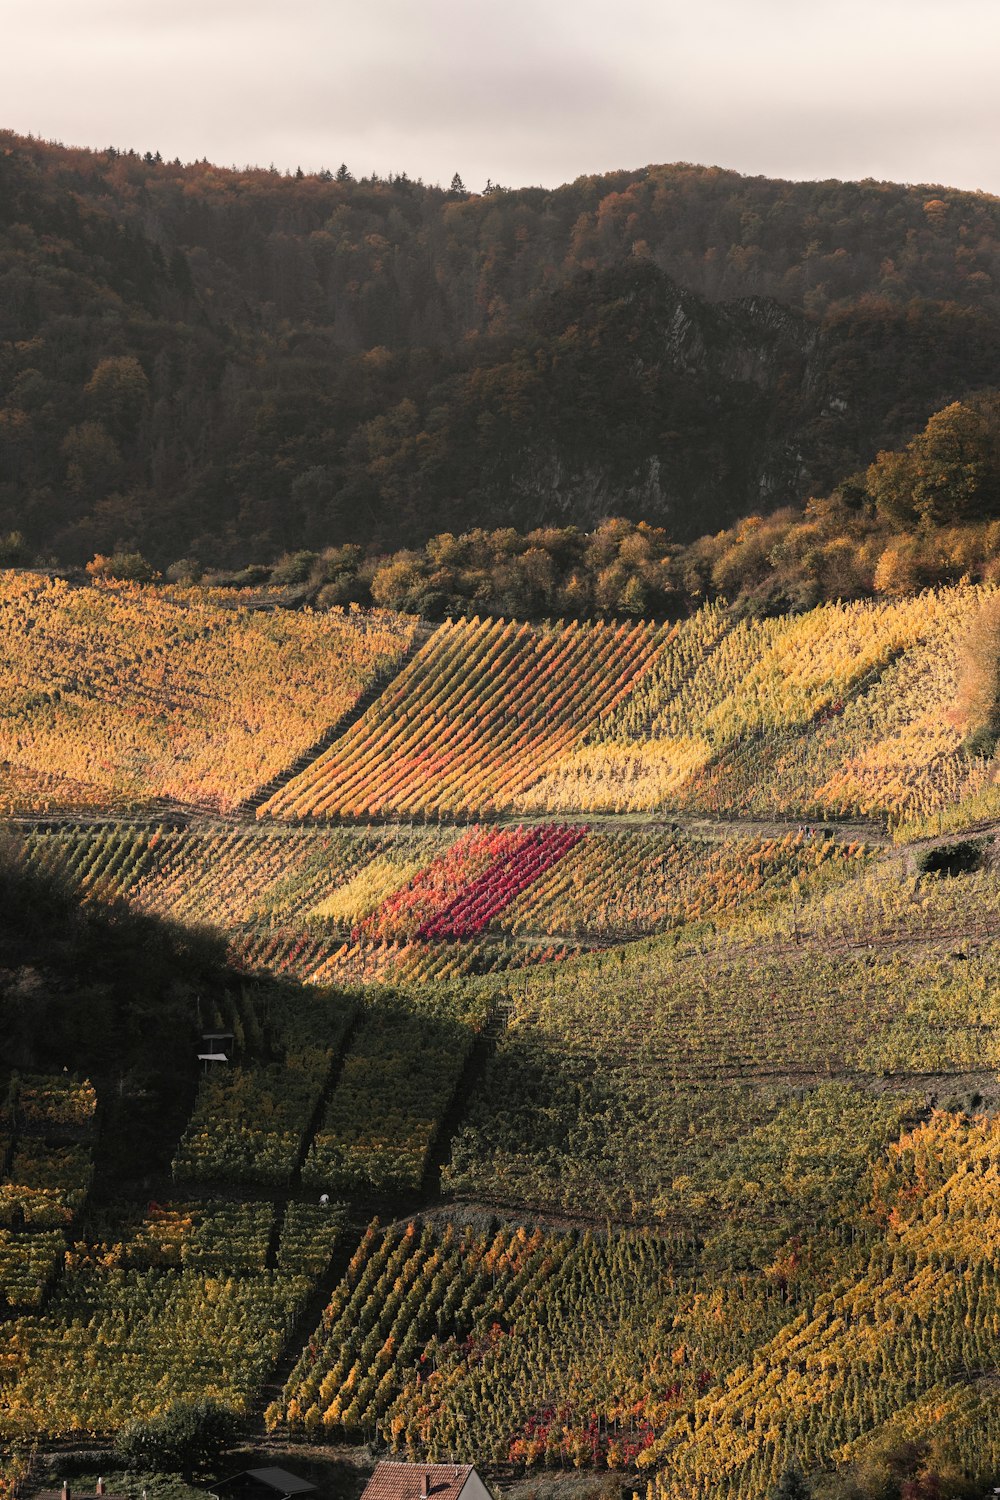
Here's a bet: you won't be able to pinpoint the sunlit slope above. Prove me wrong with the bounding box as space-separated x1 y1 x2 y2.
266 1114 1000 1483
0 573 416 812
1 577 993 828
640 1111 1000 1500
257 586 992 828
518 588 991 826
17 821 866 986
260 616 662 819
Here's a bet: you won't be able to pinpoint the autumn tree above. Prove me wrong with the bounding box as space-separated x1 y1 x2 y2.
867 398 1000 528
86 550 156 582
85 355 150 440
910 400 1000 524
873 537 922 596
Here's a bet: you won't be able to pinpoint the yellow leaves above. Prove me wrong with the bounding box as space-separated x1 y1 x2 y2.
0 569 990 829
518 736 713 814
264 615 663 820
0 571 417 812
309 855 425 926
512 586 991 826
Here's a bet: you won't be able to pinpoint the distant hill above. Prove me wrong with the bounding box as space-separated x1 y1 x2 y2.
3 134 1000 565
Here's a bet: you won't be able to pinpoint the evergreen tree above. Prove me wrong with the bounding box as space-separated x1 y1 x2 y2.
771 1465 810 1500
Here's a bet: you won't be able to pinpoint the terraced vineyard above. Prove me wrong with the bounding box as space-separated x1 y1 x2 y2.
4 578 1000 1497
0 571 416 813
13 820 870 983
0 1076 96 1310
518 588 994 828
261 616 663 820
0 1196 347 1439
0 979 484 1440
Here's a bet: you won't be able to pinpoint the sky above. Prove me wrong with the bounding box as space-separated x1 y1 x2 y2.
4 0 1000 195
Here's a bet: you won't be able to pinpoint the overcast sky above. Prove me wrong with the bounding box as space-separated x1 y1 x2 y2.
4 0 999 194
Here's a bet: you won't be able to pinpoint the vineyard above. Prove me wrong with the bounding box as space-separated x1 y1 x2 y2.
12 820 871 987
441 917 1000 1220
0 1196 347 1439
0 572 416 813
300 993 486 1195
0 578 994 828
268 1108 1000 1489
0 1076 96 1312
172 990 357 1187
260 616 664 820
517 588 993 828
4 578 1000 1495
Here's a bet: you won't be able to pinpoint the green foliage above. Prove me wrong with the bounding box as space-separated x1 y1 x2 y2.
913 839 986 876
868 398 1000 528
270 549 319 586
772 1465 811 1500
112 1398 238 1477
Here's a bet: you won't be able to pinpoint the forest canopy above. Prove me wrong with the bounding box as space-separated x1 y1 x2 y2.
3 134 1000 574
158 393 1000 621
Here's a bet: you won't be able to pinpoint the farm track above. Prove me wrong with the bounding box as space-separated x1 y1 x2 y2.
1 803 891 846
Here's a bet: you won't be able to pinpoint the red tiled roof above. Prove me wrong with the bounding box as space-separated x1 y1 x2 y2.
361 1463 475 1500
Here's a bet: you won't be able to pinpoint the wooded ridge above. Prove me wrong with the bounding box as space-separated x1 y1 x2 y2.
3 133 1000 570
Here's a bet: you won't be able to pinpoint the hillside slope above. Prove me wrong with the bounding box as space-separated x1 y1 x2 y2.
4 135 1000 562
4 582 1000 1498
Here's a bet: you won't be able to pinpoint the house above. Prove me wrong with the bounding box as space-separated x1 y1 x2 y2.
207 1468 317 1500
360 1463 491 1500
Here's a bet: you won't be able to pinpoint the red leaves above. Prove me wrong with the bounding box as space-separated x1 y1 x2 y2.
416 825 586 940
507 1401 659 1468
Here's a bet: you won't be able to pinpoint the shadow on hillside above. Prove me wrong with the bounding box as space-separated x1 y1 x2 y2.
0 829 332 1186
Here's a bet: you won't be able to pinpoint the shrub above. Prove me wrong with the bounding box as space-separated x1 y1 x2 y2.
86 551 157 583
112 1398 238 1478
915 839 987 877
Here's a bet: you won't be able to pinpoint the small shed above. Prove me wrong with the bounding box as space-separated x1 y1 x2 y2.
360 1464 491 1500
198 1030 234 1072
197 1051 229 1072
208 1469 318 1500
202 1031 235 1053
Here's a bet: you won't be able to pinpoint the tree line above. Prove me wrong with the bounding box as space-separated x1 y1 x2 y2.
79 391 993 621
3 134 1000 570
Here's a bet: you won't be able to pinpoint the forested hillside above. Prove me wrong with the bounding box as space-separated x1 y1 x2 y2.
3 133 1000 566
